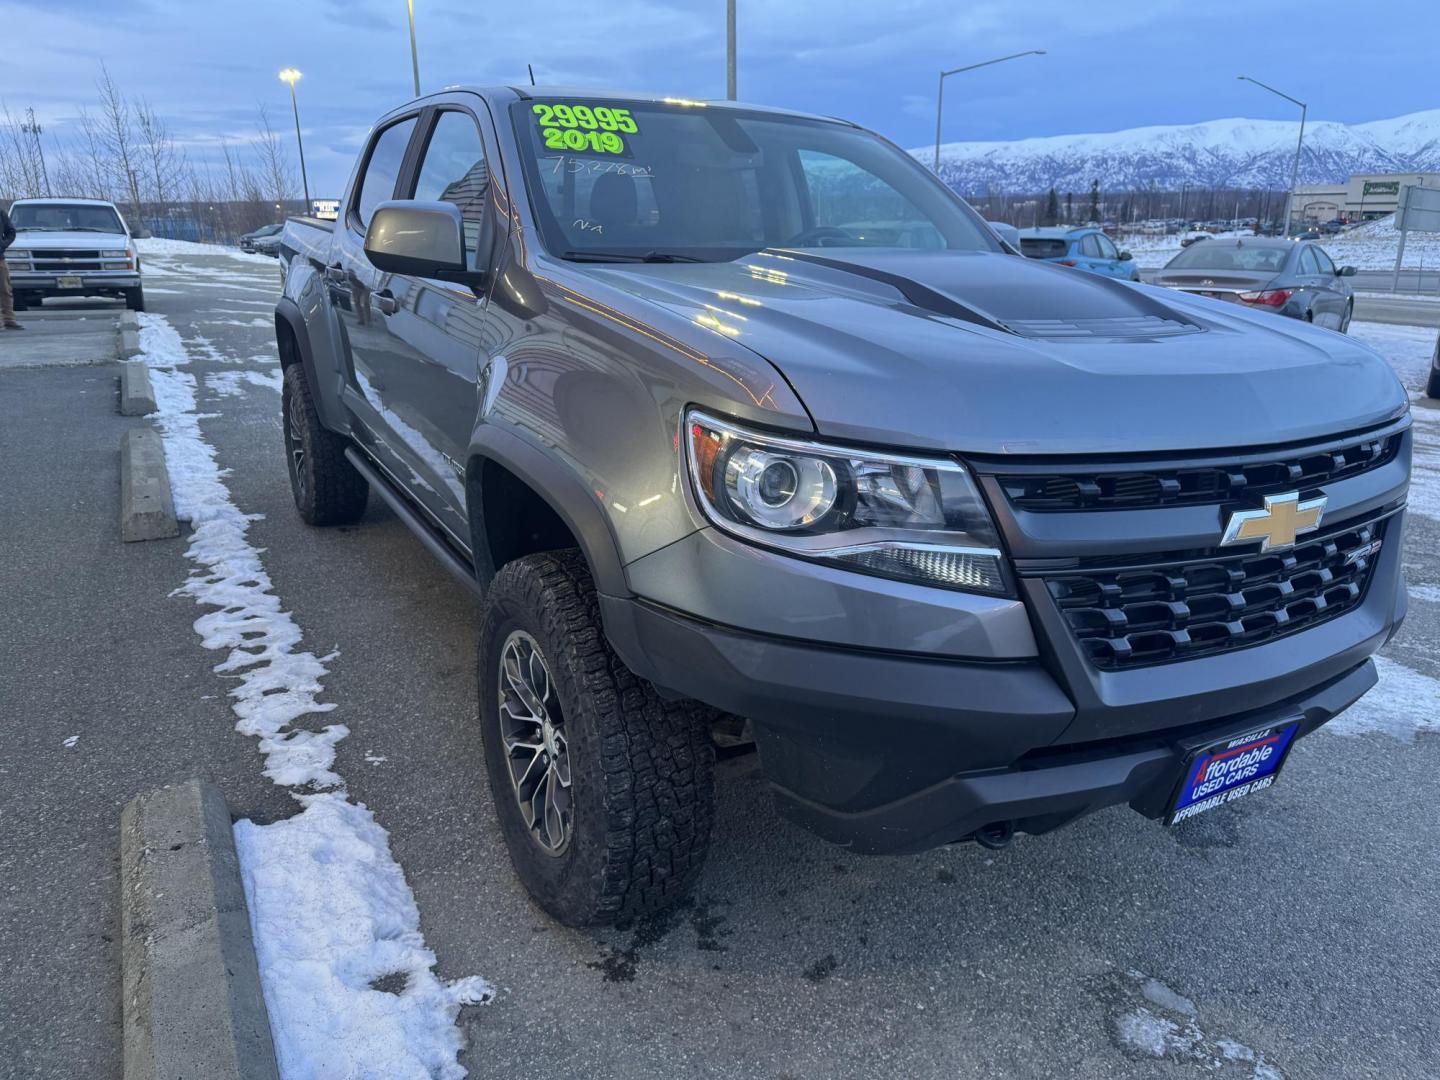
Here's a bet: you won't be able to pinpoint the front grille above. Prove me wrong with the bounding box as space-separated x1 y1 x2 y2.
999 430 1402 512
1044 516 1387 670
31 249 125 272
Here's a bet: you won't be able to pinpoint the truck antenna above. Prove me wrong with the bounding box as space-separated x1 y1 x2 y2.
527 64 536 86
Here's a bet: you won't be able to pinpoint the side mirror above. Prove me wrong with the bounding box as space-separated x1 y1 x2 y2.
1338 265 1357 277
364 200 469 279
1118 250 1133 261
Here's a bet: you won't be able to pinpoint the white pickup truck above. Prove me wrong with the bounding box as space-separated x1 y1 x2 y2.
3 198 145 311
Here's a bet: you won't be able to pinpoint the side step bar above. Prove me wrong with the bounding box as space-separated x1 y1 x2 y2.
344 447 484 600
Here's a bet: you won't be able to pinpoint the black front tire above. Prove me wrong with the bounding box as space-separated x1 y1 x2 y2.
124 287 145 311
280 363 369 525
12 294 29 312
1340 301 1353 334
1426 364 1440 400
477 550 715 927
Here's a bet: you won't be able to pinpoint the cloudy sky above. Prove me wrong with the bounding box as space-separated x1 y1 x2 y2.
2 0 1435 194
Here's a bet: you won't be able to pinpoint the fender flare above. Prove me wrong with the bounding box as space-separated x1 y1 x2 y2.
274 297 349 434
466 423 629 598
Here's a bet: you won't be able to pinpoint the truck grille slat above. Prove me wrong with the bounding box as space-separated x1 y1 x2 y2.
1044 518 1385 670
1000 431 1401 511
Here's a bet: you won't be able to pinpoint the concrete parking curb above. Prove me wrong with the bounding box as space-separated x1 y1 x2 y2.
120 780 280 1080
120 427 179 542
119 361 157 416
119 310 142 358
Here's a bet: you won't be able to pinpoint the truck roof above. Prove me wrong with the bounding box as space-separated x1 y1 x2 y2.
11 197 121 207
418 84 851 127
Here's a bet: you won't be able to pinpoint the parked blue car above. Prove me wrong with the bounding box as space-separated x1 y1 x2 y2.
1017 226 1141 281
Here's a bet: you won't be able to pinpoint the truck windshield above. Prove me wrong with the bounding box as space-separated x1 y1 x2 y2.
10 203 126 234
511 98 998 263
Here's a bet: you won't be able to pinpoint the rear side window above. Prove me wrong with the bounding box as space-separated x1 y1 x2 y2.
411 110 493 268
1298 246 1320 275
1080 234 1104 258
1019 237 1068 259
354 118 418 230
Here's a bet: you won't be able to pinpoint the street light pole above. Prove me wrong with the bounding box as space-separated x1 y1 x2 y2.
1238 75 1306 236
934 50 1046 173
20 108 51 197
726 0 737 100
279 69 312 213
407 0 422 97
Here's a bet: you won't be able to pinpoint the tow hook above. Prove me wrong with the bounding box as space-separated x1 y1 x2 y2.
975 821 1015 850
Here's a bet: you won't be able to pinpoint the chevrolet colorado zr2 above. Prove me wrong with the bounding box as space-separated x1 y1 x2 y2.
274 88 1411 926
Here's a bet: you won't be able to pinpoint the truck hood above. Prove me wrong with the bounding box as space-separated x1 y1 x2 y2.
10 231 130 251
584 249 1406 456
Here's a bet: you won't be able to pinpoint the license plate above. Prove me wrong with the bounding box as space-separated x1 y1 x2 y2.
1167 721 1300 825
56 275 83 289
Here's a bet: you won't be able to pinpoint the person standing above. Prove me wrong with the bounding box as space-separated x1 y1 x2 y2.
0 203 21 329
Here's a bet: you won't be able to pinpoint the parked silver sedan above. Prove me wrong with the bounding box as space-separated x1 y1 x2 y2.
1151 237 1357 332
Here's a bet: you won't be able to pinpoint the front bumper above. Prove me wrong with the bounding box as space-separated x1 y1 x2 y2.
603 573 1395 853
10 270 141 295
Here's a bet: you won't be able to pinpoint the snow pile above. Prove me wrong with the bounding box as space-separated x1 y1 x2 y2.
1323 213 1440 271
137 312 491 1076
234 797 493 1080
137 235 278 264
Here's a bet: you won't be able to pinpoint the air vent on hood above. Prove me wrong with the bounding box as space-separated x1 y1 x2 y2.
1004 315 1202 341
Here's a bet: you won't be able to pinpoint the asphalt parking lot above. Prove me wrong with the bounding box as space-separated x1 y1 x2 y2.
2 247 1439 1079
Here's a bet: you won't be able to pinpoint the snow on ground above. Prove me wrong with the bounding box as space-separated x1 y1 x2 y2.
1349 321 1438 395
207 370 282 398
1110 969 1283 1078
137 313 491 1078
1326 656 1440 740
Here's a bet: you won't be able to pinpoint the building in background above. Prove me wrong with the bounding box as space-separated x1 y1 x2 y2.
1292 172 1440 223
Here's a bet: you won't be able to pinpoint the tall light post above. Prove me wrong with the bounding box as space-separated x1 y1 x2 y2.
1238 75 1306 236
20 108 51 197
407 0 422 97
279 69 311 212
934 50 1046 173
726 0 737 100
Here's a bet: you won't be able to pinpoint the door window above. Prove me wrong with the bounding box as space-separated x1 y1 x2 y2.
412 110 494 269
1298 246 1321 276
354 117 418 231
1095 233 1119 259
1310 246 1337 276
795 150 945 249
1079 234 1104 258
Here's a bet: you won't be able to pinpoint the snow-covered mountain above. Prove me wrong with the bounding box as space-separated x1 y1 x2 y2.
917 109 1440 194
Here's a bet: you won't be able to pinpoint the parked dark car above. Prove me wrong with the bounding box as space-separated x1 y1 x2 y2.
1151 237 1357 332
239 223 283 253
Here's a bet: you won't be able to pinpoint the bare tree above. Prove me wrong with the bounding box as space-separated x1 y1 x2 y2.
135 99 187 209
93 64 143 219
0 102 47 198
252 105 294 219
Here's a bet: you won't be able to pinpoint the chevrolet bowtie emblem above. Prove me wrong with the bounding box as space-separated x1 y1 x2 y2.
1220 491 1327 552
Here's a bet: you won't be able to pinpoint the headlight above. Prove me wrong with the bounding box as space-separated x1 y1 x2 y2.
685 409 1009 595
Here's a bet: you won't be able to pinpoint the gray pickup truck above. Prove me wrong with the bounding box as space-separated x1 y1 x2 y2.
275 87 1411 926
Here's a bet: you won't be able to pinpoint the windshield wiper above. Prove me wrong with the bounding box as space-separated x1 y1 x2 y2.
561 250 706 264
69 227 120 233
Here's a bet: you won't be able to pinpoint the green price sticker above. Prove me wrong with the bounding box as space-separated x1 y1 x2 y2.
532 103 638 155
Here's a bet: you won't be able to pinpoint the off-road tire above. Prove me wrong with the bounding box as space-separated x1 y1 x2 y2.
477 550 715 927
124 287 145 312
281 363 368 525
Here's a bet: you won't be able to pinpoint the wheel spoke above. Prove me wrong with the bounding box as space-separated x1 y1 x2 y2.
497 629 573 856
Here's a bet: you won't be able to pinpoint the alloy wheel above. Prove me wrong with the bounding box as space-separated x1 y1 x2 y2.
497 630 573 855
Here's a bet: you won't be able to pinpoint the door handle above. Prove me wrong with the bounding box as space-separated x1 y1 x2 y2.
375 290 399 316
